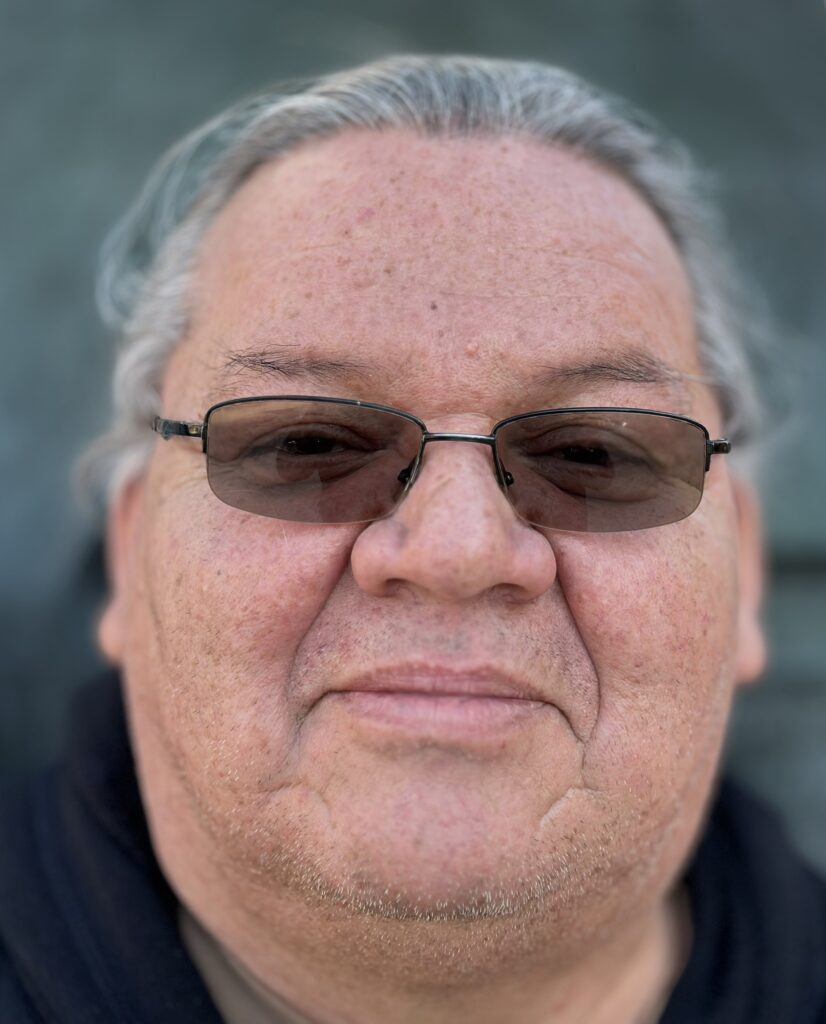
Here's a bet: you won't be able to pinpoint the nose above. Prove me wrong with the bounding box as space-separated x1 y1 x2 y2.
350 433 558 602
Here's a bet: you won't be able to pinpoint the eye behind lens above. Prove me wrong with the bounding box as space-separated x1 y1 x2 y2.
205 399 424 523
496 410 707 531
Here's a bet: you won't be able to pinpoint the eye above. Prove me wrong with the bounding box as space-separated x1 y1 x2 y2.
555 444 613 467
246 424 379 459
280 435 342 456
518 429 655 471
506 425 664 503
233 422 388 487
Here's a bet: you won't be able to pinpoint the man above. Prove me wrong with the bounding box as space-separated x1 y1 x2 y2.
1 55 824 1023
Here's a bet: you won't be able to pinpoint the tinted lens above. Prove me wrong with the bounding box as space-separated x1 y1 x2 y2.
496 410 708 532
205 399 423 523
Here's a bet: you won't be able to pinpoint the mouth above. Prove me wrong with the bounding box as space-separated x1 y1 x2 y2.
317 664 559 743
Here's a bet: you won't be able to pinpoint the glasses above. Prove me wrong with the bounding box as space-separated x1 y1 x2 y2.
152 396 731 533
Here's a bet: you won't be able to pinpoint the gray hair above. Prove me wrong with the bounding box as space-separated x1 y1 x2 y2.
82 53 768 505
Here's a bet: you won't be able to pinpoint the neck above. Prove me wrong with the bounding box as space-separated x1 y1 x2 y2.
182 881 692 1024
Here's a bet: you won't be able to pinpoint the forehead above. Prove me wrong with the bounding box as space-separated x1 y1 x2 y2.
175 129 701 418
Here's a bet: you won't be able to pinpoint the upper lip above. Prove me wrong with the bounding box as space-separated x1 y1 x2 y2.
322 663 553 704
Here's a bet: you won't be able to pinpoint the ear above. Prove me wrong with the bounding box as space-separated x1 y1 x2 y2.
97 476 146 665
732 478 767 686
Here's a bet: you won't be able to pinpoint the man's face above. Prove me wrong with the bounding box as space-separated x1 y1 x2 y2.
102 131 764 945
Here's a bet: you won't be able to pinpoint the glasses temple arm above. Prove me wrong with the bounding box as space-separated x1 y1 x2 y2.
152 416 204 441
705 438 731 471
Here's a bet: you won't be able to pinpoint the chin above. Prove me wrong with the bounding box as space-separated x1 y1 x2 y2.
224 779 608 926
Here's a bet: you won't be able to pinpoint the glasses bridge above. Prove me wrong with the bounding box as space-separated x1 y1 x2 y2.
422 432 497 445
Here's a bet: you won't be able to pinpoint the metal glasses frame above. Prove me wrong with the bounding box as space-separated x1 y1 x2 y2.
153 394 731 501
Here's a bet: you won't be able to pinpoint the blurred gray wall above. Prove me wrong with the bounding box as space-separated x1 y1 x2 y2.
2 1 825 863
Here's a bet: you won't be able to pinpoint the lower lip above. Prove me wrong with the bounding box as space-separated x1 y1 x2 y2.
323 690 549 738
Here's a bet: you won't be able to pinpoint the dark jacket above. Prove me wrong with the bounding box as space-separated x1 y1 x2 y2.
1 673 825 1022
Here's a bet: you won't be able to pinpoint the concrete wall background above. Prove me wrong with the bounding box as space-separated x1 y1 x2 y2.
2 1 825 864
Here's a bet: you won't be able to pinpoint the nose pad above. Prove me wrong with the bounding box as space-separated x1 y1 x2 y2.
397 462 414 486
491 446 515 488
496 460 515 488
392 455 427 519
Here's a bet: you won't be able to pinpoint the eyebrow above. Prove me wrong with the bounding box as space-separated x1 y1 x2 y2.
217 347 373 389
538 348 690 395
215 344 692 405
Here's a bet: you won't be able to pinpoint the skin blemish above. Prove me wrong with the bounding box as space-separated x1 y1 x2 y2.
430 301 438 311
465 341 480 357
356 207 375 222
352 276 376 290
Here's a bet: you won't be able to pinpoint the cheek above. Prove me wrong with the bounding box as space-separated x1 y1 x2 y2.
553 513 740 797
154 497 357 654
126 485 359 787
